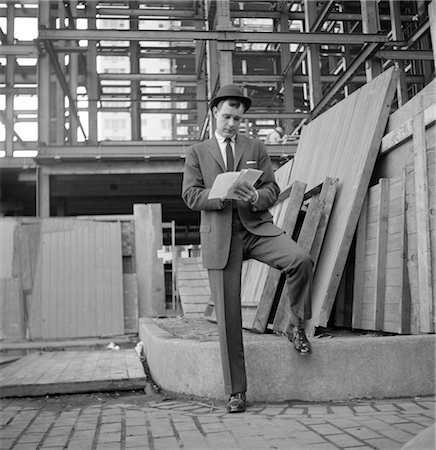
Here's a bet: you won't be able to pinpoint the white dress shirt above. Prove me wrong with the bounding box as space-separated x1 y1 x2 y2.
215 131 235 169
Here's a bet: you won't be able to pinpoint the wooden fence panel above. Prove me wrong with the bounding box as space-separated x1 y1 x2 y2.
352 176 411 333
29 220 124 339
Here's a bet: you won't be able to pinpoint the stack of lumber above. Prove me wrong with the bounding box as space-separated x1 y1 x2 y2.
284 67 399 335
350 80 435 334
177 256 210 317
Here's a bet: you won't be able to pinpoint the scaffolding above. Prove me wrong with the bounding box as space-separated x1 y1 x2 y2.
0 1 434 227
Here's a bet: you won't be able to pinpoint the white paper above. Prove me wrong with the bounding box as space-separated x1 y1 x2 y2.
208 169 263 200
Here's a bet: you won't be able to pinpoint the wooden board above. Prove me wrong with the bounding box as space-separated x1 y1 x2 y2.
0 219 26 340
287 67 399 334
412 106 433 333
352 176 411 333
272 177 338 333
405 144 435 334
0 278 25 340
0 349 145 398
123 273 139 333
133 204 166 318
0 218 17 279
29 219 124 339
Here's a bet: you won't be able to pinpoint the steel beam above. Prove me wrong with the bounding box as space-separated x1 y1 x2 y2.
39 39 87 140
375 49 434 60
38 28 390 45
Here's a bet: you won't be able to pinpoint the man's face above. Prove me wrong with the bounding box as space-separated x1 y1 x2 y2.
213 99 245 139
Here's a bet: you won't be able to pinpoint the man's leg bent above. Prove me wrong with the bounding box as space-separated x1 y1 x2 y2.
245 232 313 325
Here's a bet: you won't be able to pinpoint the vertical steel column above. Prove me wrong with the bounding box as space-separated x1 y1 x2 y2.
38 0 50 146
68 0 78 144
389 0 408 106
429 0 436 65
87 1 98 143
36 166 50 218
279 8 295 134
417 0 435 85
130 1 141 141
55 0 66 144
361 0 382 80
304 0 322 109
5 3 15 156
36 1 51 216
216 0 234 86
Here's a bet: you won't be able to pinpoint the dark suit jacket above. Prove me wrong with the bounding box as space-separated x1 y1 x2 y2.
182 134 283 269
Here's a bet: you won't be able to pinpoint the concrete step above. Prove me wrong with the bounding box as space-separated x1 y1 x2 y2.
139 317 435 402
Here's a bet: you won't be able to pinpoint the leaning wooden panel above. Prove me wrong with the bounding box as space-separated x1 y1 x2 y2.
287 67 399 334
29 219 124 339
272 178 338 333
250 180 307 332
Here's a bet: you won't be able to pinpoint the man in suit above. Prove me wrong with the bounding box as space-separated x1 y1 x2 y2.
182 84 313 413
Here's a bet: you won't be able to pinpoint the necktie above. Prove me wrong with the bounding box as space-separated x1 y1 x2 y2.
225 138 234 172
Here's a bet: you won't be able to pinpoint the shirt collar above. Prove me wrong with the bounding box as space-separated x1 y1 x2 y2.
215 131 236 145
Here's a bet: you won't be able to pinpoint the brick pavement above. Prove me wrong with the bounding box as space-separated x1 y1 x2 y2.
0 392 434 450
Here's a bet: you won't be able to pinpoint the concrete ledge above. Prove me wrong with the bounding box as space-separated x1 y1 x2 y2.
139 317 436 402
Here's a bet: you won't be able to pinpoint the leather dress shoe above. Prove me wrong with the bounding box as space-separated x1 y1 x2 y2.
288 326 312 354
227 392 246 413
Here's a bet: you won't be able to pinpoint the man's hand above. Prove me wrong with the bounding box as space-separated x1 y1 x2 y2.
232 181 258 203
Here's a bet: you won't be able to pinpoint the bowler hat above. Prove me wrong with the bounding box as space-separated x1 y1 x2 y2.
209 84 252 111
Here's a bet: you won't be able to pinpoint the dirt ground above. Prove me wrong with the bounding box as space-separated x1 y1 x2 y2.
154 317 389 341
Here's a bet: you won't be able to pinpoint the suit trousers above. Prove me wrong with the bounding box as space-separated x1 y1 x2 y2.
207 210 313 395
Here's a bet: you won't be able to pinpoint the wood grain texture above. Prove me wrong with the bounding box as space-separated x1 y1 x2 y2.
352 176 411 333
272 178 338 333
0 350 145 398
287 67 399 334
29 220 124 339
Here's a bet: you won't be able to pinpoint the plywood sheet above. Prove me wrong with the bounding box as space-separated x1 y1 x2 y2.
29 219 124 339
288 67 399 333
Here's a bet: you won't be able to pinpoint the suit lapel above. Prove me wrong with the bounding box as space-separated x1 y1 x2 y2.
207 137 226 172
